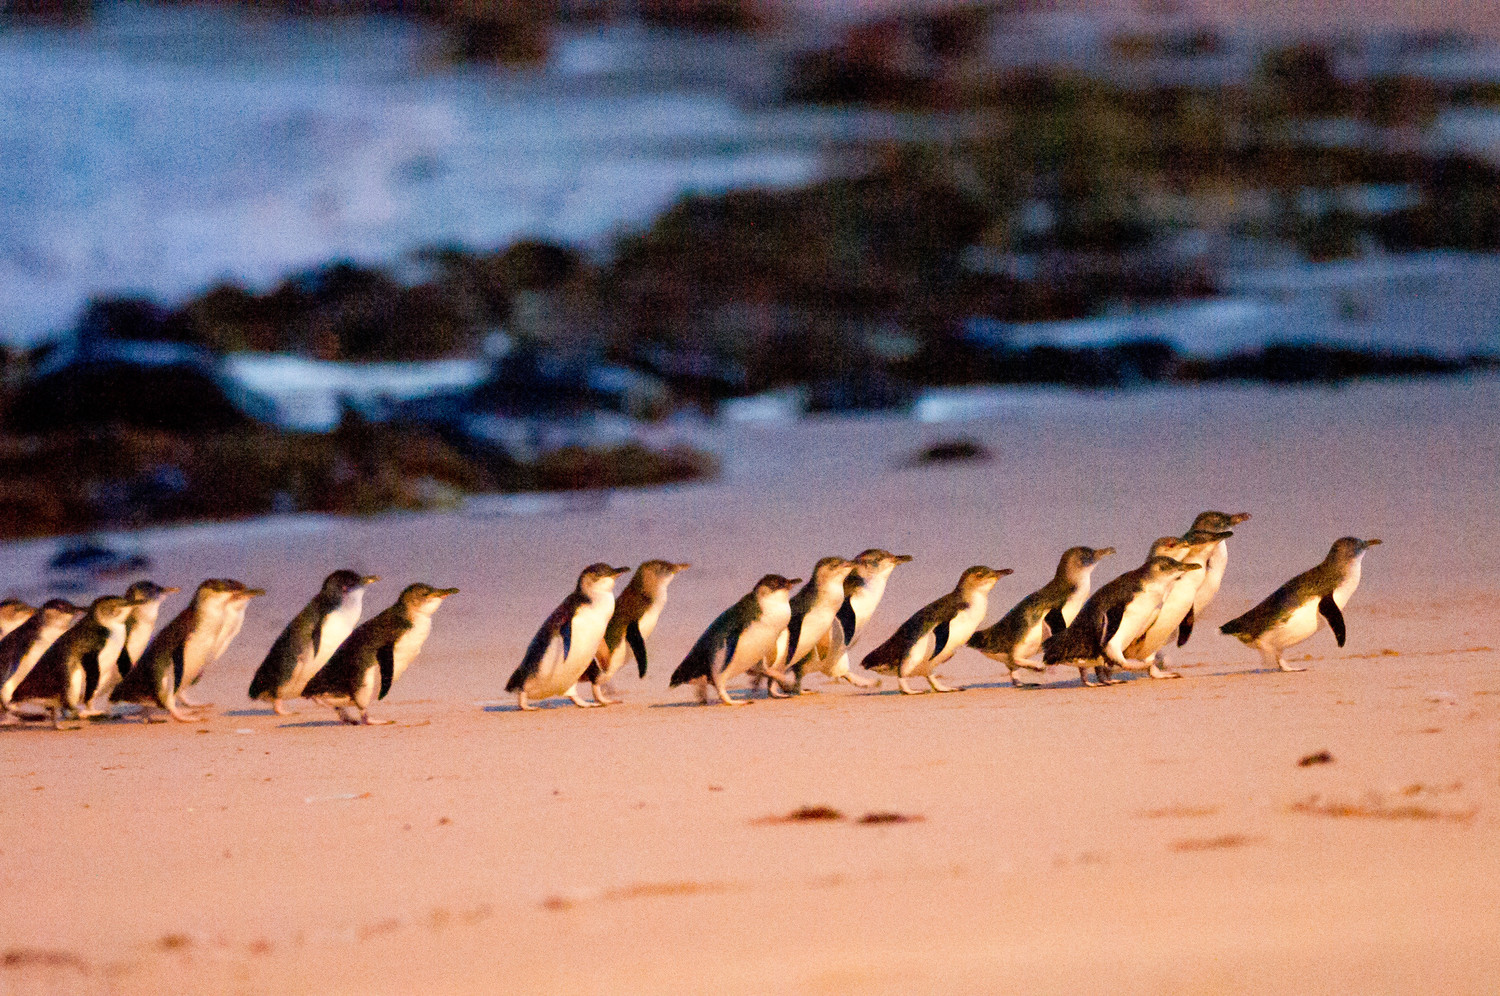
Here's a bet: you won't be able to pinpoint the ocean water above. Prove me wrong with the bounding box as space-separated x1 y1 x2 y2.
0 5 907 344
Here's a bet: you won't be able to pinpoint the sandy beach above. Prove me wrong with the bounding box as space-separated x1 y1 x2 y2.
2 375 1498 994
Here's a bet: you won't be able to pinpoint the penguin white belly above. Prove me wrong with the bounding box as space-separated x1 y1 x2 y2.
212 602 250 662
637 602 665 641
389 616 432 687
314 601 363 669
720 623 778 682
1060 585 1090 626
1268 599 1322 650
790 603 838 664
929 600 988 668
846 577 890 645
3 638 59 703
1012 618 1049 661
527 604 612 699
1133 573 1205 657
1108 594 1166 658
65 665 87 708
1332 557 1363 609
179 626 221 687
124 607 159 667
603 600 665 679
90 625 130 704
901 632 937 676
352 660 381 709
1195 543 1229 613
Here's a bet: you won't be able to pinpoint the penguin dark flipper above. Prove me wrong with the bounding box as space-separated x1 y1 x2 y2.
1318 595 1346 647
1102 603 1126 646
377 642 395 700
172 644 186 691
1044 607 1067 637
81 648 102 705
836 600 857 646
1177 606 1195 647
626 621 648 679
931 620 951 657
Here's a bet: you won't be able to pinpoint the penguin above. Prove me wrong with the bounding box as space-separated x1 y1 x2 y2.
862 566 1013 694
110 579 261 722
798 549 913 689
669 574 802 705
0 599 86 719
9 595 137 728
1123 528 1234 676
0 599 35 639
178 580 265 707
507 564 630 711
1220 537 1380 672
106 581 180 699
968 546 1115 685
248 570 380 715
1182 510 1250 645
1042 546 1200 686
579 560 689 705
767 557 856 697
300 584 458 725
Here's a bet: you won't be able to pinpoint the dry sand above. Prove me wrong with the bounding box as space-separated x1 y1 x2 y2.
2 376 1499 994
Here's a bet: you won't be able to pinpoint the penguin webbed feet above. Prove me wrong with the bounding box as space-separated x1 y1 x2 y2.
927 675 963 693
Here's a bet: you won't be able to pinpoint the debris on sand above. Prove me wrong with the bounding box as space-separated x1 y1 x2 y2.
1298 750 1334 767
756 805 846 824
1140 804 1219 819
543 881 733 910
858 811 924 824
1169 834 1261 852
1289 792 1476 823
907 439 991 466
2 948 89 972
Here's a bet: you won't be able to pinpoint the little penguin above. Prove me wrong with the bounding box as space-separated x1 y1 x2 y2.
301 584 458 725
107 580 180 698
579 560 689 705
1220 537 1380 672
1043 548 1199 686
1123 529 1234 676
507 564 630 711
249 570 380 714
862 566 1012 694
178 581 265 708
669 574 802 705
111 579 261 722
0 599 35 639
968 546 1115 685
0 599 85 719
10 595 137 728
1182 510 1250 644
800 549 913 689
768 556 856 697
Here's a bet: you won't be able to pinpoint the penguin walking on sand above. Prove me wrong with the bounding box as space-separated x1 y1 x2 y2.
863 566 1012 694
767 557 855 697
1181 510 1250 644
301 584 457 725
1123 529 1233 676
1220 537 1380 672
507 564 630 711
0 599 85 719
249 570 380 715
177 580 264 708
578 560 689 705
1043 544 1199 686
10 595 138 728
669 574 802 705
969 546 1115 685
105 581 179 701
0 599 35 639
111 579 261 722
797 549 912 689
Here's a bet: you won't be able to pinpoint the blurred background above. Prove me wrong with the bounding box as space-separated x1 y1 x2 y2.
2 0 1499 545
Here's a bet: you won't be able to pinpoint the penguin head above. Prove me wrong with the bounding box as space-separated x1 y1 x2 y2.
753 575 801 603
811 557 857 589
228 584 267 604
193 578 250 610
38 598 85 628
1327 537 1381 563
578 564 630 598
0 598 34 618
1146 556 1200 580
1180 529 1234 556
123 580 180 605
1148 536 1193 562
634 560 690 595
323 570 379 598
1192 510 1251 531
399 584 459 617
89 595 136 628
1060 546 1114 577
958 565 1013 593
850 549 913 585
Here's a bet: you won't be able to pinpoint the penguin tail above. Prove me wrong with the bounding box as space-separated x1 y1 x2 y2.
668 659 701 688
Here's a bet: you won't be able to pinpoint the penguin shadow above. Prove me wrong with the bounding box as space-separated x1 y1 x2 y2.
647 689 772 708
480 700 594 712
276 718 356 728
224 708 277 717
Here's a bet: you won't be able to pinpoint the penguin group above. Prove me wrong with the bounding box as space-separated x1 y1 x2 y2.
0 510 1380 728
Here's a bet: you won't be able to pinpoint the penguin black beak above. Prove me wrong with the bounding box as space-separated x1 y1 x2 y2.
1231 512 1251 524
242 588 268 598
1363 538 1382 548
673 563 692 572
1092 547 1116 563
894 554 913 564
437 588 460 597
992 568 1014 578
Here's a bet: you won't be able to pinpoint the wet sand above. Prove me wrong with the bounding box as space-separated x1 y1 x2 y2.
2 377 1498 994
